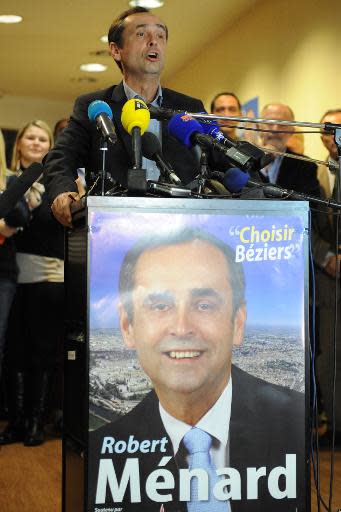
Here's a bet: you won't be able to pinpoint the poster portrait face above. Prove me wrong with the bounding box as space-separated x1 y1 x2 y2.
118 239 246 412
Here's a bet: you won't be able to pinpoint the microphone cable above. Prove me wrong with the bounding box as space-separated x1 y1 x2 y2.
328 208 340 512
309 216 324 512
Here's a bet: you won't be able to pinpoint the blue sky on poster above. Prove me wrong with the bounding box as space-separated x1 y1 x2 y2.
89 210 306 329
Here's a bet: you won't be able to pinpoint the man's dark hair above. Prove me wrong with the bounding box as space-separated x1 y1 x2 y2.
119 227 245 323
210 92 242 113
320 109 341 123
108 7 168 72
53 117 69 139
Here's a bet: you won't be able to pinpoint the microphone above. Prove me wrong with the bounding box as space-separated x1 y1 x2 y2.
120 98 151 192
199 116 237 146
121 98 150 136
168 114 261 171
151 109 270 170
199 116 270 169
217 167 341 209
141 132 182 185
88 100 117 144
121 98 150 170
148 105 185 120
0 162 43 218
219 167 251 192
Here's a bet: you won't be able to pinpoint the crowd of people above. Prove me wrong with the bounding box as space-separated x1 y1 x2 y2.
0 5 340 453
0 119 69 445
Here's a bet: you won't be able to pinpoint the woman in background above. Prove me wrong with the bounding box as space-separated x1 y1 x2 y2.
0 120 65 446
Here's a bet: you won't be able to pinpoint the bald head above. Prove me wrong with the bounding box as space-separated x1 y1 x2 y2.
261 103 295 121
259 103 295 151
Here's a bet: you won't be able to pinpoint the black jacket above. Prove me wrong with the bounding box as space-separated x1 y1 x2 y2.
44 83 205 202
88 365 306 512
261 150 319 195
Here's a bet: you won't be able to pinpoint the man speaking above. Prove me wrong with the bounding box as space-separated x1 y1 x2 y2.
89 227 305 512
44 7 206 226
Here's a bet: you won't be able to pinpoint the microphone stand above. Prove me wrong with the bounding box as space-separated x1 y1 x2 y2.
189 112 339 131
188 113 341 174
197 149 209 195
253 183 341 209
335 128 341 258
335 127 341 203
90 136 116 196
100 137 108 196
127 126 147 194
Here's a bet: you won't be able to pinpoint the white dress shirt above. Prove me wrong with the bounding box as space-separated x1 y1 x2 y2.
123 80 162 181
159 378 232 469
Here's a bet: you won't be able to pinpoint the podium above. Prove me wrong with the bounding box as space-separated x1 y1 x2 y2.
63 196 310 512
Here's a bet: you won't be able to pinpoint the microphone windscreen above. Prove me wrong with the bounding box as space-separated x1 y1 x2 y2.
141 132 161 160
121 98 150 135
198 114 223 138
88 100 113 121
223 167 250 193
168 113 204 148
0 162 43 218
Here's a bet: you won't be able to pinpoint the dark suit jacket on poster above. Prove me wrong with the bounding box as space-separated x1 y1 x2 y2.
44 83 205 202
88 365 306 512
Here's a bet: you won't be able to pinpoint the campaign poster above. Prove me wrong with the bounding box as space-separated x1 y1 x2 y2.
86 201 309 512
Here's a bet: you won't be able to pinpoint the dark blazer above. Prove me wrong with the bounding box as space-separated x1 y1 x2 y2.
88 365 306 512
264 151 331 269
44 83 205 203
273 150 320 196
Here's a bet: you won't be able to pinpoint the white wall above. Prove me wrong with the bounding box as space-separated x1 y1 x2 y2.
165 0 341 161
0 94 73 132
2 0 340 161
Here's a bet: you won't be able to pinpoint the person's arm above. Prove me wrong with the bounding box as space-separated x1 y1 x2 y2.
324 253 341 278
309 178 340 276
44 93 94 226
0 218 17 238
51 191 80 227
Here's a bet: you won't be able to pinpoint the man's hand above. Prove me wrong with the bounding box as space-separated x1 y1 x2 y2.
325 254 341 278
51 191 80 227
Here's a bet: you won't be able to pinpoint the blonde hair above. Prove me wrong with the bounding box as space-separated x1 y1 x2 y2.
11 120 53 173
0 129 8 191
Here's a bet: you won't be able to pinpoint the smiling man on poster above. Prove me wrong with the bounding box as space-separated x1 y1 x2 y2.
89 227 306 512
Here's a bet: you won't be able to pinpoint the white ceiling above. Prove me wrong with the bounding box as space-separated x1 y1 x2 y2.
0 0 259 102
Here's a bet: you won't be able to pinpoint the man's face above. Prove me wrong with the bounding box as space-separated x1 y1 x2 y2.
259 104 293 152
119 240 246 407
211 95 241 138
321 112 341 161
286 131 304 155
110 12 167 79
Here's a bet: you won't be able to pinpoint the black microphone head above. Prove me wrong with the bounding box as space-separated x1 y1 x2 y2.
0 162 43 218
141 131 162 160
148 105 175 120
237 141 267 170
18 162 44 186
237 141 263 158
